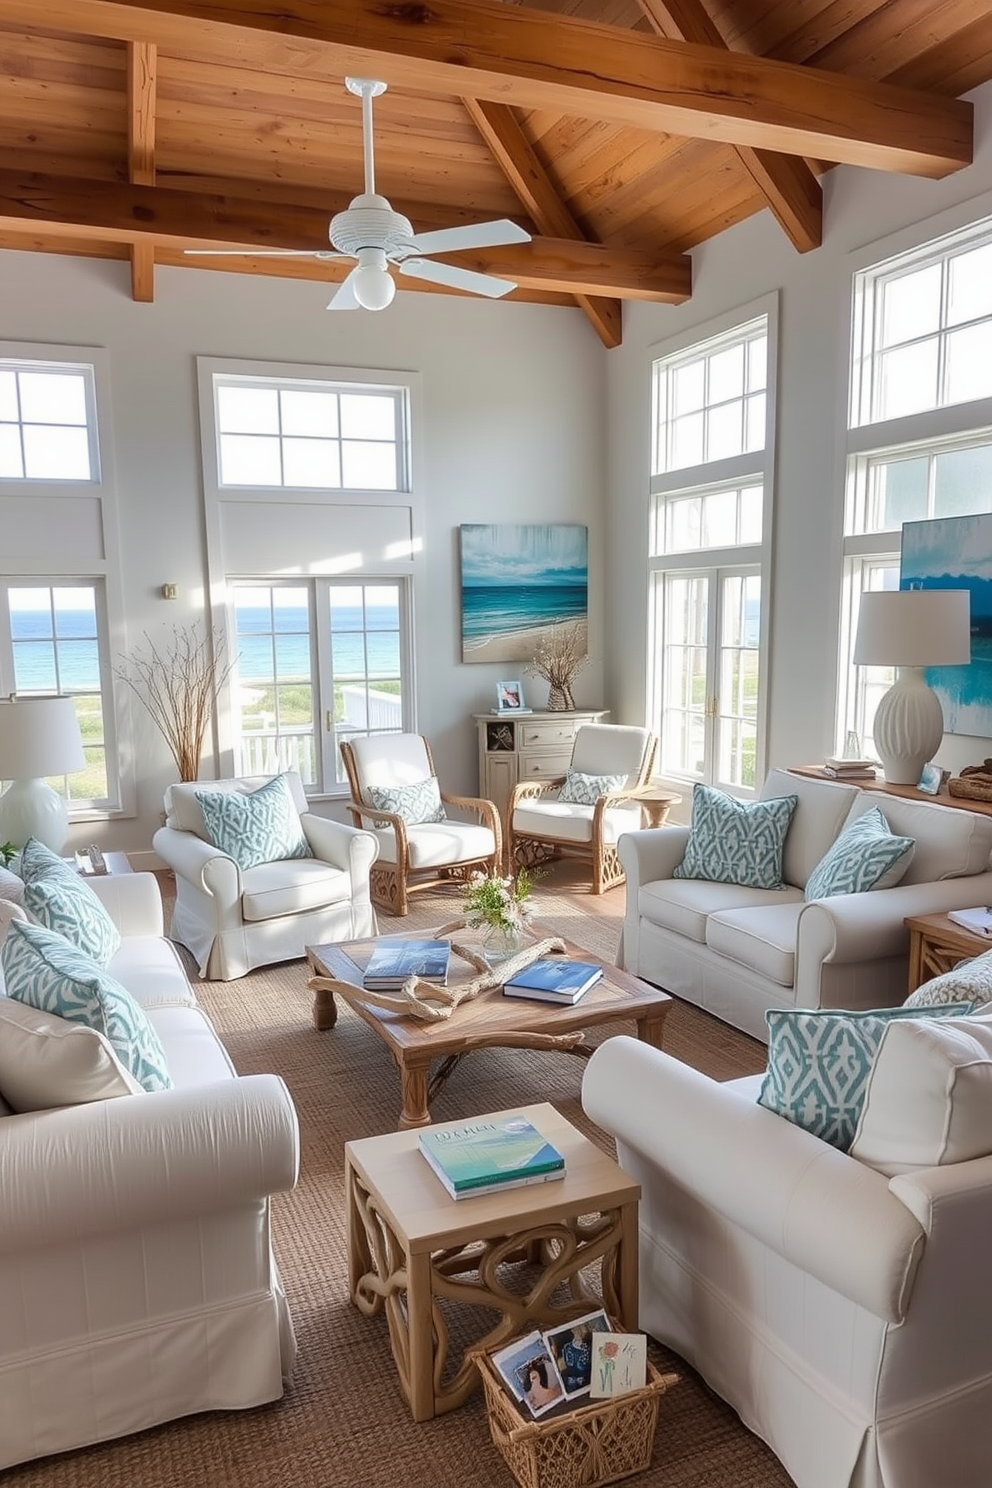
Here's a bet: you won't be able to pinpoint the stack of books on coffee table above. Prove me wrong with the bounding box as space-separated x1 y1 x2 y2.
362 938 450 989
501 957 603 1005
418 1111 566 1200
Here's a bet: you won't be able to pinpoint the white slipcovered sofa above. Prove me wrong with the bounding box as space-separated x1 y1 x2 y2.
618 768 992 1039
583 1032 992 1488
0 872 300 1470
153 772 379 980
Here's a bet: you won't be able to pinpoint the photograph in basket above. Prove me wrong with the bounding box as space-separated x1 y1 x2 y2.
490 1330 566 1418
543 1308 611 1399
589 1332 648 1399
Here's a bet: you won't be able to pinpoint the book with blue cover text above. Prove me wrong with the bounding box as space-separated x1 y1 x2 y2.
418 1112 566 1199
362 938 450 989
502 958 603 1004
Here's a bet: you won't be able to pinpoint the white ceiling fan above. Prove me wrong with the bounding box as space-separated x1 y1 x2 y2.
186 77 532 310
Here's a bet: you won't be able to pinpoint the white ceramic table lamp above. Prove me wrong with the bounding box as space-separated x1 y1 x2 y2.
0 697 86 853
853 589 971 785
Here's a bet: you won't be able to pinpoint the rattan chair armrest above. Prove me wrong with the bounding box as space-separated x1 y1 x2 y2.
346 798 409 845
508 777 565 813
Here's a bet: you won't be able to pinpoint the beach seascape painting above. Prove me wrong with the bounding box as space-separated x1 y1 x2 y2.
900 514 992 737
460 523 588 664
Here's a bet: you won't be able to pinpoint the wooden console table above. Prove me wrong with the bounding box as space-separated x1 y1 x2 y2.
787 766 992 820
904 912 992 993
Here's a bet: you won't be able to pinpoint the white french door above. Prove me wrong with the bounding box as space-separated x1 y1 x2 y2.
652 565 761 792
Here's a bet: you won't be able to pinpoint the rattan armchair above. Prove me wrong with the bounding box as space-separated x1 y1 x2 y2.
341 733 502 917
507 724 657 894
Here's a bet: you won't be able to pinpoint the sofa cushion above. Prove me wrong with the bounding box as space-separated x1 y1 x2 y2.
371 820 495 868
196 772 313 870
1 920 173 1094
675 785 798 890
19 837 121 965
845 792 992 883
804 806 915 900
241 857 354 921
851 1012 992 1175
0 997 141 1112
759 1003 971 1150
514 799 641 847
149 1003 237 1089
904 947 992 1009
705 902 806 987
760 768 862 889
366 776 446 826
637 879 802 944
558 770 627 805
107 934 200 1011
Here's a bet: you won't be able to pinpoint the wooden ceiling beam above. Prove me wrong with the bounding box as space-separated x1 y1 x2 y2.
0 170 692 302
0 0 972 178
462 98 623 349
635 0 821 252
127 40 156 300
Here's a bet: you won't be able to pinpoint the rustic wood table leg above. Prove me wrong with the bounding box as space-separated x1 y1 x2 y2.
404 1250 438 1422
615 1198 639 1330
907 928 925 993
345 1159 372 1303
310 979 338 1031
397 1059 432 1129
635 1009 669 1049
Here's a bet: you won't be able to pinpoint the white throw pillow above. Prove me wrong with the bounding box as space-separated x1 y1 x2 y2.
0 898 28 950
851 1011 992 1175
904 947 992 1009
0 997 142 1113
0 865 25 905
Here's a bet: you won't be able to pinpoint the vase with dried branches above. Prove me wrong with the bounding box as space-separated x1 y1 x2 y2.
525 619 588 712
116 622 235 782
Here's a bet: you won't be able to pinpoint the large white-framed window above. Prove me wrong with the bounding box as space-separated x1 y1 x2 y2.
0 345 129 817
840 207 992 757
197 357 421 789
647 297 777 794
229 577 411 790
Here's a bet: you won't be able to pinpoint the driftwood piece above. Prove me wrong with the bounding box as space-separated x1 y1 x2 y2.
307 920 568 1023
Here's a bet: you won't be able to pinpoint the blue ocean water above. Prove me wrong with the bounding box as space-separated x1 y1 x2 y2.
10 605 400 690
461 584 587 647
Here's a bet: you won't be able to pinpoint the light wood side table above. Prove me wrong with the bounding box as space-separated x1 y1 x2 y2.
637 789 682 829
344 1101 640 1422
904 912 992 993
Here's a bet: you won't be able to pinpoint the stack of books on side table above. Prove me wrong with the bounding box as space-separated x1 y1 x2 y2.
502 958 603 1005
362 938 450 989
823 756 878 780
418 1112 566 1200
947 907 992 937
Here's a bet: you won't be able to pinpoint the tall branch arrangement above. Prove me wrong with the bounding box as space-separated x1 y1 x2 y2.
525 620 588 711
116 622 235 782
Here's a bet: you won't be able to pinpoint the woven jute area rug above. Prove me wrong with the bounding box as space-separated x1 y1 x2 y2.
6 871 791 1488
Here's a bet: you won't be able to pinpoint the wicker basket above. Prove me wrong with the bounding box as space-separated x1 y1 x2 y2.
475 1345 667 1488
949 776 992 801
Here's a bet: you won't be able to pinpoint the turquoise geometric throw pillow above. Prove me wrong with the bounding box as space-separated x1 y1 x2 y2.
19 836 121 966
1 920 172 1093
366 776 447 827
558 770 628 805
674 785 798 890
804 806 915 901
759 1003 971 1150
196 773 313 870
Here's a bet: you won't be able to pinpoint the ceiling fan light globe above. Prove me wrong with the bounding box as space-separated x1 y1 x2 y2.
351 264 396 311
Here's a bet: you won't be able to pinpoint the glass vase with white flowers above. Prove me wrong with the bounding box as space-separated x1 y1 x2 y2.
463 868 541 964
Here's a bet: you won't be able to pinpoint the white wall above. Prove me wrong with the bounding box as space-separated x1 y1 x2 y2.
607 78 992 800
0 255 606 857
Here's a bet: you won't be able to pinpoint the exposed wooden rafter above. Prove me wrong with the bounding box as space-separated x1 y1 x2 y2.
0 171 693 303
0 0 973 177
126 40 156 300
462 98 624 349
634 0 822 253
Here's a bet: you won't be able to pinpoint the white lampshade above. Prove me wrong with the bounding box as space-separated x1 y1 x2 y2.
853 589 971 785
0 697 87 852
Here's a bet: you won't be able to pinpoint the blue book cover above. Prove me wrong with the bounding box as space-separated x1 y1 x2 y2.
502 958 603 998
419 1113 565 1196
363 938 450 987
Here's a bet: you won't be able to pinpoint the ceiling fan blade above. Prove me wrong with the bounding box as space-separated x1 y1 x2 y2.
400 220 531 257
327 267 362 310
398 257 515 299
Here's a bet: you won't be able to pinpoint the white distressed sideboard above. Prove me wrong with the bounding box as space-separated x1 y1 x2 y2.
474 709 608 823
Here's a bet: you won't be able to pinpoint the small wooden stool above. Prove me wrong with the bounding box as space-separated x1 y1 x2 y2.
344 1101 640 1421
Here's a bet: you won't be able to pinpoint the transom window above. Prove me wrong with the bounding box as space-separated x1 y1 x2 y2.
652 319 767 476
851 219 992 427
0 364 97 481
214 377 407 491
230 578 408 792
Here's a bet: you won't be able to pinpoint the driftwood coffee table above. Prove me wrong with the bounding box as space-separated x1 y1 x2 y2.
306 930 672 1129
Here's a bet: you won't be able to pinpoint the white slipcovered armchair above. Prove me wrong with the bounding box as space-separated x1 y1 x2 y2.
153 772 378 980
341 733 501 916
508 723 657 893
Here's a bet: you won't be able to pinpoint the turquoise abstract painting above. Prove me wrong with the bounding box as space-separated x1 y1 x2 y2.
460 523 588 664
900 514 992 736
